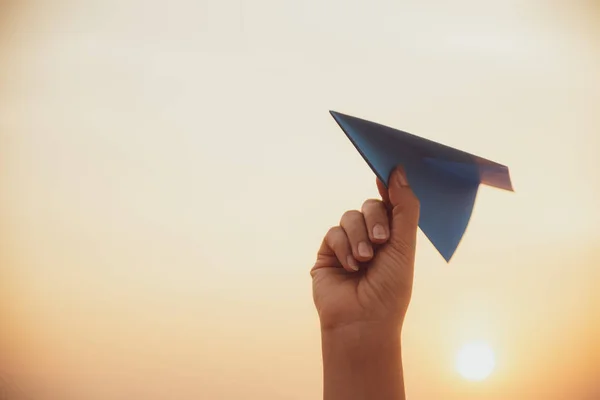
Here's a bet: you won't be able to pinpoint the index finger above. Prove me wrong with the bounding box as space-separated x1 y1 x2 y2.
376 177 391 208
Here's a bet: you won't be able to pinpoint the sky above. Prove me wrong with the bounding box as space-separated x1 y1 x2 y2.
0 1 599 399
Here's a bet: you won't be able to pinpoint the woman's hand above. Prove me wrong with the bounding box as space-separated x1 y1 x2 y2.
311 167 420 400
311 167 420 332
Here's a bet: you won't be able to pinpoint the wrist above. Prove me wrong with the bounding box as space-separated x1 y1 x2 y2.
320 314 405 336
321 321 402 356
322 318 401 338
320 321 405 400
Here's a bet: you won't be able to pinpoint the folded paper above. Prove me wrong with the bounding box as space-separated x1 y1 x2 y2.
330 110 513 262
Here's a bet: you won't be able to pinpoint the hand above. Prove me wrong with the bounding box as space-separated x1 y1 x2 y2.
311 167 420 332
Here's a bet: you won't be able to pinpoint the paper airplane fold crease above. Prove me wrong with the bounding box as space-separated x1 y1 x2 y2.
329 110 513 262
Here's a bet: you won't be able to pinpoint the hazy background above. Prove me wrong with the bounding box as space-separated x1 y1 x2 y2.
1 1 599 399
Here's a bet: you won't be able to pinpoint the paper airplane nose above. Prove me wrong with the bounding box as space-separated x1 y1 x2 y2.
330 110 513 262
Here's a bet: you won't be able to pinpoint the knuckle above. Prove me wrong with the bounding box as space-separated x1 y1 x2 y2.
406 191 420 209
392 194 420 217
392 208 419 231
361 198 382 211
325 226 348 250
408 194 421 219
326 225 343 240
340 209 362 224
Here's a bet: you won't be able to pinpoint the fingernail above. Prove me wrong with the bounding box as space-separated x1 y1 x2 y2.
373 224 387 240
396 166 409 187
358 241 372 258
347 255 359 271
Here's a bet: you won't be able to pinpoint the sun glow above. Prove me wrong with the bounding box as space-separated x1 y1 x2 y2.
456 341 496 381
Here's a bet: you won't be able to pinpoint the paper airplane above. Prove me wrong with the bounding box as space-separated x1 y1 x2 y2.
330 110 513 262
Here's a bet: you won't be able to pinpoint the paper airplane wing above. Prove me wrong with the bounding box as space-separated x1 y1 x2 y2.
330 110 513 261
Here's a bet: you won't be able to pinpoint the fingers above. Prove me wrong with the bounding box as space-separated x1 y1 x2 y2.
340 210 373 263
314 167 418 275
387 166 420 223
361 199 390 244
321 226 359 272
381 166 420 251
316 199 391 273
376 178 390 206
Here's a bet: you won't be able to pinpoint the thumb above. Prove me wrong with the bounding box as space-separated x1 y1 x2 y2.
380 167 420 255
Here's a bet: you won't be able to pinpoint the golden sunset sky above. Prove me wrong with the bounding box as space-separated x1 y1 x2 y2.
1 1 599 399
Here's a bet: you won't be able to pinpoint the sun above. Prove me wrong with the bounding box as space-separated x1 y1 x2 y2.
455 341 496 381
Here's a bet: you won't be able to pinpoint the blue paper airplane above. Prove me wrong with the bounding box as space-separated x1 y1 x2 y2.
330 111 513 262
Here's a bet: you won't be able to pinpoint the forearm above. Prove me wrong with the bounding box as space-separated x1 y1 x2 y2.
321 322 405 400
